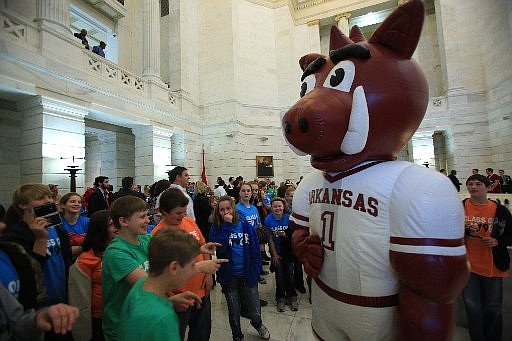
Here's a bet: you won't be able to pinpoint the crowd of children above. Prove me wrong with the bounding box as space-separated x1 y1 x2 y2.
0 175 306 341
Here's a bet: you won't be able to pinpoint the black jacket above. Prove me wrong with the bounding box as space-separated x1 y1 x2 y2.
87 188 112 217
490 203 512 271
193 193 212 241
448 174 462 192
111 187 146 203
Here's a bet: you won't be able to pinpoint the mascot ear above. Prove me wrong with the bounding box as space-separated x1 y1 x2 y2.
349 25 366 43
329 26 353 51
299 53 324 71
368 0 425 59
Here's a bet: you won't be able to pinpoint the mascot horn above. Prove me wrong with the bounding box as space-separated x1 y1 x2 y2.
282 0 469 340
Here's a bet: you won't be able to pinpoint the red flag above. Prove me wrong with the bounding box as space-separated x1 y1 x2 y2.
201 148 207 185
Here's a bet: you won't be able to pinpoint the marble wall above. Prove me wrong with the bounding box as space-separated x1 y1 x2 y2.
0 0 510 206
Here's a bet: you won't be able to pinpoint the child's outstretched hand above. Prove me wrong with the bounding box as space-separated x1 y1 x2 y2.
200 242 221 255
168 291 202 312
195 259 229 274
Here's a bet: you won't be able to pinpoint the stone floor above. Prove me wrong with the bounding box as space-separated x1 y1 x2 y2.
207 265 471 341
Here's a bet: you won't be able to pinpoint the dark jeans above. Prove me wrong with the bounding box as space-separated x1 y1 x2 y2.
293 257 305 289
91 317 104 341
222 279 262 340
44 331 73 341
462 272 503 341
177 295 211 341
275 258 296 300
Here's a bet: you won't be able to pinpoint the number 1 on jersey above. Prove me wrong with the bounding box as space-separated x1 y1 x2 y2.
321 211 335 250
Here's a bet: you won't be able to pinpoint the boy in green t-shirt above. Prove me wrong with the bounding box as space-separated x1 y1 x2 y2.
119 228 203 340
102 196 222 340
102 196 152 341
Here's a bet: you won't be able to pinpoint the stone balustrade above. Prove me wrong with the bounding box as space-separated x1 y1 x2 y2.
85 50 145 92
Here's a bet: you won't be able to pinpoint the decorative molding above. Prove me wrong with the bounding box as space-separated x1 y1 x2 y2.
168 92 176 104
152 126 174 139
292 0 330 10
0 13 27 41
82 0 127 20
199 98 286 112
286 0 395 26
335 12 351 21
245 0 287 9
432 97 443 107
18 96 88 122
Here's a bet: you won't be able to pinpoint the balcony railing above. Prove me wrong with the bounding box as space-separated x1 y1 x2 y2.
86 51 144 93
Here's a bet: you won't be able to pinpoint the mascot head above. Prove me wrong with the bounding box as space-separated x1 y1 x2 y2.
282 0 428 172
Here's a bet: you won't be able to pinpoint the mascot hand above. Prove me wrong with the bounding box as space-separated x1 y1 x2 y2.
292 228 324 278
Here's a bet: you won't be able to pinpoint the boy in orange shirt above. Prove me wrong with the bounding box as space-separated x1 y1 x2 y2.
152 188 226 340
463 174 512 341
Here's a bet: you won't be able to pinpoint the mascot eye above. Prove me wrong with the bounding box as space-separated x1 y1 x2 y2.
300 74 316 98
322 60 355 93
330 69 345 87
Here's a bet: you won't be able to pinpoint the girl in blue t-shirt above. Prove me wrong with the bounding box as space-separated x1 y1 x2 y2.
265 197 298 312
209 195 270 341
60 192 90 258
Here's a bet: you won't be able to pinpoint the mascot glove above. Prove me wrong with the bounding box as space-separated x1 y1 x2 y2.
292 228 324 278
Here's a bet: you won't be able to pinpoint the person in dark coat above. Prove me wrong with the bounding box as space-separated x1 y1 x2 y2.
448 170 462 192
87 176 112 217
111 176 146 203
193 181 213 242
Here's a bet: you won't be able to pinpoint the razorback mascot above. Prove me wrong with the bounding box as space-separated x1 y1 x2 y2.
282 1 469 340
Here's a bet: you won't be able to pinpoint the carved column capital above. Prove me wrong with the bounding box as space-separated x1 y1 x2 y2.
335 12 351 35
335 12 351 22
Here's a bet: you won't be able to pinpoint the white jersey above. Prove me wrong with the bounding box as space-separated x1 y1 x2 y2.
292 161 465 340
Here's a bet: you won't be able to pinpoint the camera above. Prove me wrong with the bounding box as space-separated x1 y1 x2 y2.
33 203 62 228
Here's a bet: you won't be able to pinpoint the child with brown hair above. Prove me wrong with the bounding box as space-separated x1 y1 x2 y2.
119 228 206 340
210 195 270 341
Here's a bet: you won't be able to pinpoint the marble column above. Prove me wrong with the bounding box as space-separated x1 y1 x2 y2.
335 13 351 36
34 0 70 31
132 125 173 186
143 0 162 81
432 130 447 171
307 20 321 54
18 96 87 192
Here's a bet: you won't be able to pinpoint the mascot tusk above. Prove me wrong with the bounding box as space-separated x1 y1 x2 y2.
340 85 369 155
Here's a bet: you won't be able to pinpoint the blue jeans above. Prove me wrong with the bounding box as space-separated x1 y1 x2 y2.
222 279 262 340
462 272 503 341
274 258 296 300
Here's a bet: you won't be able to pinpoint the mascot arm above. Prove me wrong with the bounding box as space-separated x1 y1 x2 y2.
389 177 469 341
390 251 468 341
290 176 324 278
291 220 324 278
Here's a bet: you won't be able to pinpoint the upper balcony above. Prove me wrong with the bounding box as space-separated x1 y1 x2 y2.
83 0 127 20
